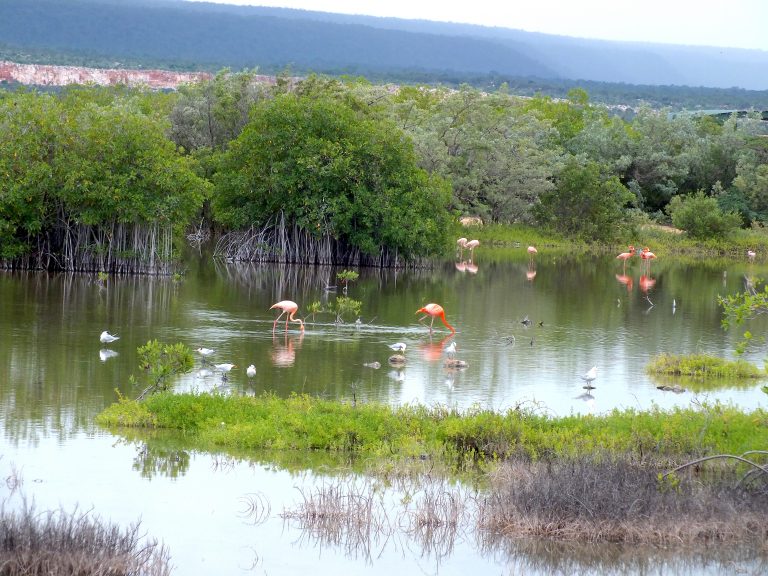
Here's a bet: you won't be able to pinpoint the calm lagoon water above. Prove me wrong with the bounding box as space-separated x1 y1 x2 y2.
2 248 767 574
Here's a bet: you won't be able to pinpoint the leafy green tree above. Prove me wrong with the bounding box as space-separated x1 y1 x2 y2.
168 69 271 153
621 108 697 212
55 101 207 229
213 91 451 258
390 85 561 223
666 191 741 239
0 91 62 258
731 154 768 223
535 156 633 241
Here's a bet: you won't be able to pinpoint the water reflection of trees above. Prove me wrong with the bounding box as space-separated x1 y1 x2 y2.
211 260 437 306
131 443 190 479
0 272 183 442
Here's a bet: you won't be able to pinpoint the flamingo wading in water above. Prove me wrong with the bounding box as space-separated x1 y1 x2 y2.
640 247 656 271
416 303 456 334
616 245 636 270
270 300 305 332
465 239 480 260
456 237 468 259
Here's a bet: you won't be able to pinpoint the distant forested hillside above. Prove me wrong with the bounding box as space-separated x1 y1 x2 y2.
1 0 768 109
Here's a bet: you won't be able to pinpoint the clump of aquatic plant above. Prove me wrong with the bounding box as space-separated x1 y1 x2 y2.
132 340 194 400
96 393 768 465
719 283 768 354
336 269 359 293
331 296 362 324
646 353 764 379
0 500 171 575
477 451 768 545
304 300 323 323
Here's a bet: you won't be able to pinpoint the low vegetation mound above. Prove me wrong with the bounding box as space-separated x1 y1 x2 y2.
646 353 765 379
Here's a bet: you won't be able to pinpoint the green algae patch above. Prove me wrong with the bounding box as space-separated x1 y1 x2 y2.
96 392 768 463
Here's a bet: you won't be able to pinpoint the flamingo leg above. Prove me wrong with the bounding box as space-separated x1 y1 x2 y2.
273 311 286 331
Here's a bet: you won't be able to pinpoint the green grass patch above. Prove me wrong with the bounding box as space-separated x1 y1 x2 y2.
646 353 765 379
96 392 768 465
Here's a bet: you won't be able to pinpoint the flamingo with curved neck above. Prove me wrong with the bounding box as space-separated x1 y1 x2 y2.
270 300 305 332
416 303 456 334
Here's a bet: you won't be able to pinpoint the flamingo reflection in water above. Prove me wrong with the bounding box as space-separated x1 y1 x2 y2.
418 333 455 362
271 331 304 367
639 274 656 310
615 273 633 292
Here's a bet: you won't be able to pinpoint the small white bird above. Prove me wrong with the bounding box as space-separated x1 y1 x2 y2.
100 331 119 344
581 366 598 389
214 363 236 381
196 347 215 357
444 341 457 358
388 342 407 353
246 364 256 378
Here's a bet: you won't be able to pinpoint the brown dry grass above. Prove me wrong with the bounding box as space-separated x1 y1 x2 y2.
477 455 768 545
0 500 171 576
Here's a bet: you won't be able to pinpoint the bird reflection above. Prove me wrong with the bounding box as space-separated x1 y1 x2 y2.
388 369 405 383
99 348 118 362
271 331 303 367
639 274 656 293
574 391 595 413
615 273 633 292
455 260 479 274
419 333 455 362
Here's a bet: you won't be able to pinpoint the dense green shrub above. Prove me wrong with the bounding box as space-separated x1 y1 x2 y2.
667 191 741 239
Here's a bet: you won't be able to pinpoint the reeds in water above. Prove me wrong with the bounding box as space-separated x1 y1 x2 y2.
0 499 171 576
214 214 431 267
1 222 179 275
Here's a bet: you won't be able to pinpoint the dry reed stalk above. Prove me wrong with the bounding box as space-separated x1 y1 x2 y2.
0 501 171 576
214 213 431 268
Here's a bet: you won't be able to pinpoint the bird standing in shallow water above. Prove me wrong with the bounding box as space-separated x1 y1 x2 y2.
444 341 457 358
100 331 119 344
581 366 597 389
246 364 256 378
416 303 456 334
465 239 480 260
270 300 304 332
640 247 657 271
214 363 236 381
456 237 468 259
616 246 636 270
388 342 407 354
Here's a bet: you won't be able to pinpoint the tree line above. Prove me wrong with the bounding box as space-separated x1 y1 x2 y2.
2 73 767 271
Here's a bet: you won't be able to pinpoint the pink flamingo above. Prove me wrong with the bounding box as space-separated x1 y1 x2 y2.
416 303 456 334
616 245 636 270
465 239 480 260
270 300 304 332
456 237 468 259
640 247 656 271
748 249 756 262
527 245 538 260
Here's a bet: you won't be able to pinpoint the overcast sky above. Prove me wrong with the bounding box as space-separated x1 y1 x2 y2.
186 0 768 52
